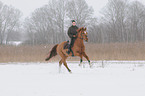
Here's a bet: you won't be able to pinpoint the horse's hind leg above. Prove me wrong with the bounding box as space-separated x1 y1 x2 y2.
63 60 72 73
59 59 71 73
58 51 71 73
59 59 62 73
59 59 62 67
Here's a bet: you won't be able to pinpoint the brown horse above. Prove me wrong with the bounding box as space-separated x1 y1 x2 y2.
45 27 92 73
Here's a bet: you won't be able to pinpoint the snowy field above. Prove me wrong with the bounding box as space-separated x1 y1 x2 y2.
0 61 145 96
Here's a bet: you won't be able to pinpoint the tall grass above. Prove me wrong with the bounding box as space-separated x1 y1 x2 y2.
0 43 145 63
85 43 145 60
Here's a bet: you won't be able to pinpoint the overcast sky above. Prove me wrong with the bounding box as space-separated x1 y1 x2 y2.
1 0 145 18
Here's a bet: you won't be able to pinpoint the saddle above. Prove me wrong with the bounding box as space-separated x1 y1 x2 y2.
63 41 74 56
63 41 70 49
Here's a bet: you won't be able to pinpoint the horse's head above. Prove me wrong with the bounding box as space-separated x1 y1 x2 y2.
77 27 88 42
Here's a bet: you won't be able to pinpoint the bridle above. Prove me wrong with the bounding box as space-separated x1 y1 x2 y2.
79 31 83 40
78 31 87 40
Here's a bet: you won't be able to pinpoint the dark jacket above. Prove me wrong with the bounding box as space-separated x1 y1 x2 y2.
67 25 78 38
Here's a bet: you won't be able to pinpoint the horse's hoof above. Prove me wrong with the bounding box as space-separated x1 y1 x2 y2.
79 63 82 66
45 58 49 61
89 63 93 68
83 65 85 68
69 70 72 73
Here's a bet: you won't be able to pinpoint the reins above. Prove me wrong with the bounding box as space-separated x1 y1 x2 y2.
78 31 83 40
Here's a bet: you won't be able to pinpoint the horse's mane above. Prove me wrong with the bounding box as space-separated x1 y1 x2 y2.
77 27 86 32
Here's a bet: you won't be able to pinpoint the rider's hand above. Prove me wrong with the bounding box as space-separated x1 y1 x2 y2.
73 35 76 37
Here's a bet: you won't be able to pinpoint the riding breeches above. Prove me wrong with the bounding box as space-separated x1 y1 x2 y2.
70 37 76 48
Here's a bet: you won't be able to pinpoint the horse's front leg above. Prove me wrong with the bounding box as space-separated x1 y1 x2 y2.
79 55 85 68
82 52 92 68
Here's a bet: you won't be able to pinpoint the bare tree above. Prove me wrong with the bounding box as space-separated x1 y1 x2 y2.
126 1 145 42
0 1 22 45
47 0 68 42
101 0 128 42
67 0 94 27
24 0 68 45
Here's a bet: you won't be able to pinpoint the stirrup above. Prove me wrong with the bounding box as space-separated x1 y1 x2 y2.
66 50 70 54
66 48 71 54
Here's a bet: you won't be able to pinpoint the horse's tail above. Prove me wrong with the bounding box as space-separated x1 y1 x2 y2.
45 44 58 61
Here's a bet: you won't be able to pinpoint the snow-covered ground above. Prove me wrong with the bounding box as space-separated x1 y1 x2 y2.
0 61 145 96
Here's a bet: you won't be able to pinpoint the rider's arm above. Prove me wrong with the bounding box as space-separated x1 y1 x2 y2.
67 27 73 38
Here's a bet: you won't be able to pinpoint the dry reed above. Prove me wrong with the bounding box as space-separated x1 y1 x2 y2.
0 43 145 63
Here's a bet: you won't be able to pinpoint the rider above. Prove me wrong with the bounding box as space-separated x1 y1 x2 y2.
67 20 78 54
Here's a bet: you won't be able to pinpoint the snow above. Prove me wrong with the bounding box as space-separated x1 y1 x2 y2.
0 61 145 96
7 41 23 46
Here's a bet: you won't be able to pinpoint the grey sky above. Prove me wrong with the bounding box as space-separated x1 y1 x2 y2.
1 0 145 18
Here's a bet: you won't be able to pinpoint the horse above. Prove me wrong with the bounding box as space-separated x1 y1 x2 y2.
45 27 92 73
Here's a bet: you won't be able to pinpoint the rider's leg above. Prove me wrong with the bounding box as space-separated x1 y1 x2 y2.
67 37 75 54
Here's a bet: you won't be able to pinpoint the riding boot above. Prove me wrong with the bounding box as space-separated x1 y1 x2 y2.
66 46 71 54
66 37 75 55
67 46 74 56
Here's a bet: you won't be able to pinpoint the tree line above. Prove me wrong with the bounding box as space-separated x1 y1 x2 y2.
90 0 145 43
24 0 94 45
0 0 145 45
